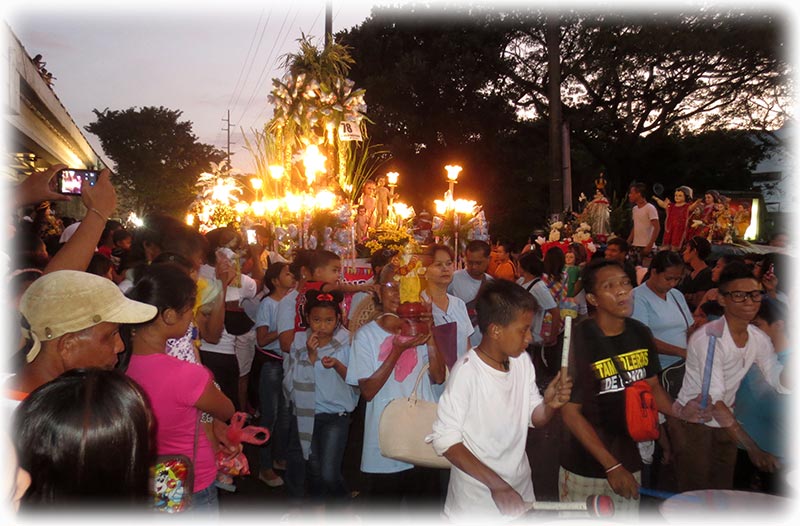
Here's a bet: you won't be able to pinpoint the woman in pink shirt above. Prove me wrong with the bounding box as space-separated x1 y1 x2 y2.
124 263 234 514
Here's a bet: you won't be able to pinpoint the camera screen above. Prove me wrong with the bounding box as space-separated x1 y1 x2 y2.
59 170 84 194
59 170 98 195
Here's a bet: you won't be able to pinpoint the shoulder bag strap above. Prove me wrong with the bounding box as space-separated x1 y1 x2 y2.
668 289 692 330
408 361 449 402
525 278 541 292
409 362 430 402
192 410 200 465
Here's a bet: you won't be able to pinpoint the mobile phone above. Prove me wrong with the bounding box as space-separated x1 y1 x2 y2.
246 229 257 245
56 169 99 195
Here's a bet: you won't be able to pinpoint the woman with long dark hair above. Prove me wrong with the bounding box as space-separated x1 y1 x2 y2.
14 368 152 510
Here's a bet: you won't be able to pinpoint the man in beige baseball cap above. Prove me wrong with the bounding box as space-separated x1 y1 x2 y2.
13 270 157 396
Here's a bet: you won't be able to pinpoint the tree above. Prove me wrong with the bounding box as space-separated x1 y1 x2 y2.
338 6 787 243
497 10 790 189
85 106 226 217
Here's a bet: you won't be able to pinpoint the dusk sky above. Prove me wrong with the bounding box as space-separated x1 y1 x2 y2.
4 0 798 177
5 0 379 174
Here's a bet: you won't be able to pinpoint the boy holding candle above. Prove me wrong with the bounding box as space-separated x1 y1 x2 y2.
668 261 789 492
430 279 572 522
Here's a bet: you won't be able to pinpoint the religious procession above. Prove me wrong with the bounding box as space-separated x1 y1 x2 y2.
3 2 794 524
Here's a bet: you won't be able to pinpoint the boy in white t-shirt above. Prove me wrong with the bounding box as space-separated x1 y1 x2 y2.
431 279 572 523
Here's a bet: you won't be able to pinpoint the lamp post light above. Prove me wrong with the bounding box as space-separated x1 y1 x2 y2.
250 177 263 204
444 164 462 200
269 165 284 197
386 171 399 209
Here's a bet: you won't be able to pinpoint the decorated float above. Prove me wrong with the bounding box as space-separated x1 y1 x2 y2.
535 172 764 259
185 36 489 283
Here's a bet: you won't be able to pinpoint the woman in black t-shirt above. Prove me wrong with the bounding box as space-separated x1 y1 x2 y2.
559 259 677 519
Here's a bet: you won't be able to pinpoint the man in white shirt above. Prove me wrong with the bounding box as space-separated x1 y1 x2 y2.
448 240 493 348
626 183 660 266
669 262 788 491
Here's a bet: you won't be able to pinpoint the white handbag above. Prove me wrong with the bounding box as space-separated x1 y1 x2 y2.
378 363 451 469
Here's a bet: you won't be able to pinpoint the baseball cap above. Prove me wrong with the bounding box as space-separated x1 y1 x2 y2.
19 270 158 363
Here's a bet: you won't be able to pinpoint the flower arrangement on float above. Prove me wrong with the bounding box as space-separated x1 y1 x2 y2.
535 212 598 257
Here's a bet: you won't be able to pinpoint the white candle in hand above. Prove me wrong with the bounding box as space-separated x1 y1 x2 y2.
560 316 573 370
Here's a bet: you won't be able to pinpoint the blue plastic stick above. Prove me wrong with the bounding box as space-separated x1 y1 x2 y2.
639 487 702 503
699 335 717 409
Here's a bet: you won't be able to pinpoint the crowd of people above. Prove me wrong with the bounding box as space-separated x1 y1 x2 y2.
1 164 792 522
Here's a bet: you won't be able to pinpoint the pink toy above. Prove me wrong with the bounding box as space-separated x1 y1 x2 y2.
215 412 270 484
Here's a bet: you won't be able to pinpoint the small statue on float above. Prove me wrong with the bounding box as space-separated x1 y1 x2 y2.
360 180 378 228
354 204 369 243
686 189 724 241
582 173 611 236
653 185 693 251
375 175 391 226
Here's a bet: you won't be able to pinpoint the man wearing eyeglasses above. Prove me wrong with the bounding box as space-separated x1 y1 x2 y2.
668 261 789 492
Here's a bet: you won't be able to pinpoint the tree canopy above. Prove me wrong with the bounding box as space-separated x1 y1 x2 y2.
85 106 226 217
339 5 788 241
497 9 790 189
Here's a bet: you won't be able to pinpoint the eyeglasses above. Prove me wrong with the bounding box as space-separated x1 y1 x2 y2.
720 290 765 303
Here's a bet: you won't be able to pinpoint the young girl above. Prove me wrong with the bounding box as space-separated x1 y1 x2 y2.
285 289 358 502
255 262 296 488
124 263 235 513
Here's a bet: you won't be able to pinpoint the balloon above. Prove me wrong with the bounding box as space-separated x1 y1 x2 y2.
323 226 333 241
287 224 298 240
274 227 287 242
307 235 318 250
432 216 444 230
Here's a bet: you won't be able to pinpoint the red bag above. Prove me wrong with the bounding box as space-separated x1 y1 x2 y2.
624 380 659 441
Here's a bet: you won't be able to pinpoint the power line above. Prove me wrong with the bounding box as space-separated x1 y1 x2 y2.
245 9 327 131
239 6 302 130
235 6 297 126
230 9 273 113
227 8 268 111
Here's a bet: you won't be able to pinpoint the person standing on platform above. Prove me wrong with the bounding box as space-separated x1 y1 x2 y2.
626 183 660 267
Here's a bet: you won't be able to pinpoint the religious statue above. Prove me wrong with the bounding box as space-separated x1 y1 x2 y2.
360 179 377 229
582 173 611 236
354 205 369 243
687 190 723 241
653 185 692 250
375 175 391 226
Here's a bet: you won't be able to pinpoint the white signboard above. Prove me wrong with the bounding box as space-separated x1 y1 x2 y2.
338 121 362 141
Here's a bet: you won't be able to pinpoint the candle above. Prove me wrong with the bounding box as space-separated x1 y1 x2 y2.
560 316 572 372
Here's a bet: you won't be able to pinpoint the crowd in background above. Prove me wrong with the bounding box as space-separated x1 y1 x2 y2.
2 165 792 521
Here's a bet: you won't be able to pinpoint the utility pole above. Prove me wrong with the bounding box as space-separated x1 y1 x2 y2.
222 109 235 172
325 0 333 48
546 16 563 215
